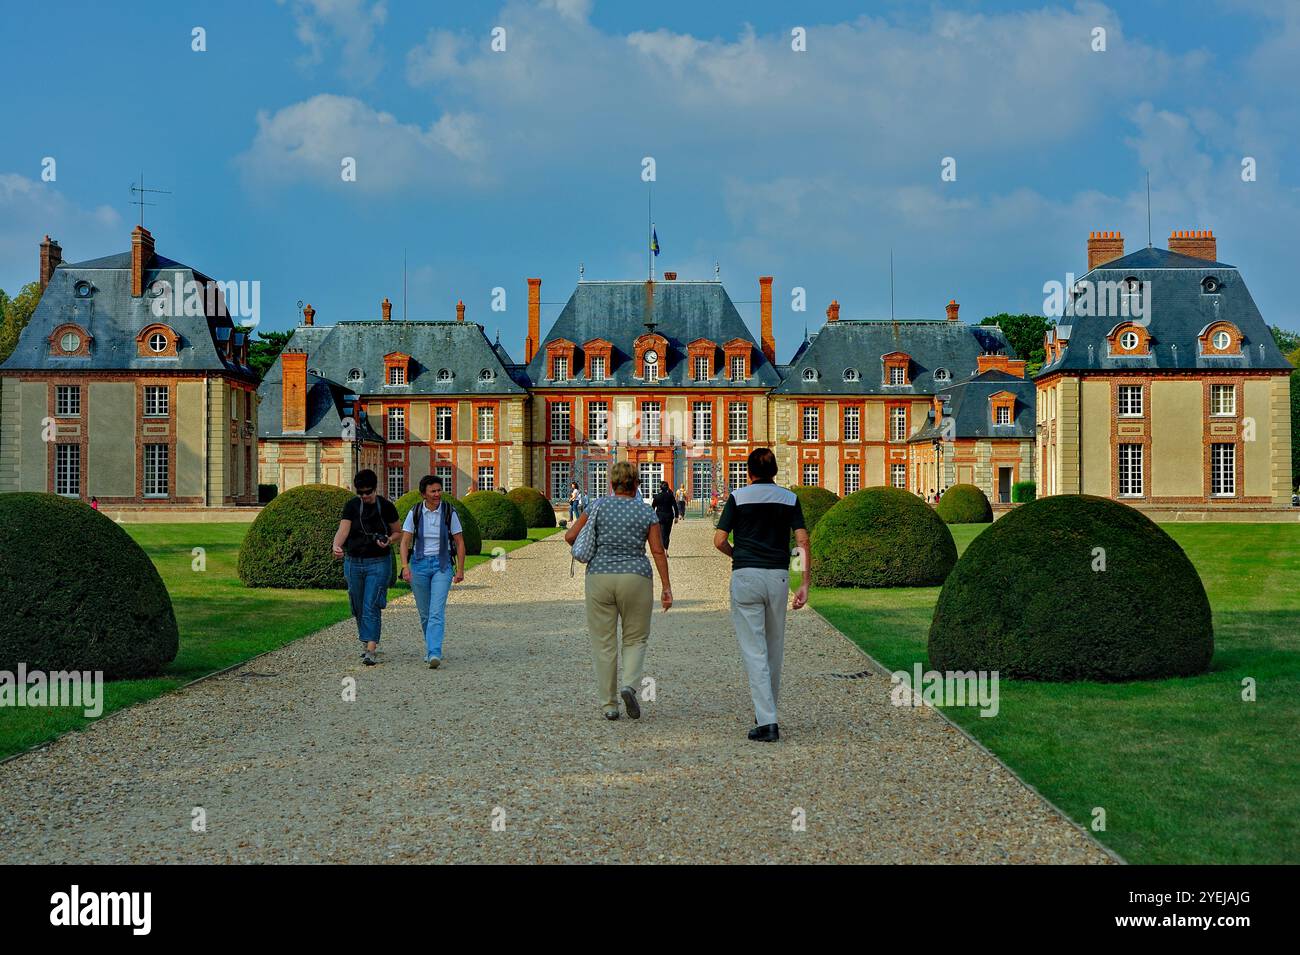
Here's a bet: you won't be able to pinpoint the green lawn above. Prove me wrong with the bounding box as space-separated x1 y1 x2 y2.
800 521 1300 865
0 524 557 761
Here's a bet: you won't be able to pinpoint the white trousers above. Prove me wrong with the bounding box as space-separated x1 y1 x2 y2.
729 568 789 726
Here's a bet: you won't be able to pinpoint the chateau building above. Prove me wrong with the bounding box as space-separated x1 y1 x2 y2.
1037 231 1293 509
0 229 259 506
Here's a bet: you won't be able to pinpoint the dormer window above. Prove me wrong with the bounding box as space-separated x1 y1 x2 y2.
547 338 578 382
843 368 860 382
644 350 659 382
347 368 363 383
135 323 177 358
1202 276 1221 294
74 281 93 299
479 369 495 382
1120 330 1139 350
882 352 911 386
933 368 950 382
437 368 453 382
384 351 413 385
1108 323 1150 357
1212 330 1230 350
889 367 904 385
553 356 569 380
388 366 406 385
802 368 818 382
1199 322 1241 356
60 331 80 353
989 391 1016 428
148 333 168 353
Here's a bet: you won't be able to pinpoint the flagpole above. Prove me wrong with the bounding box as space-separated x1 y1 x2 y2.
647 183 653 281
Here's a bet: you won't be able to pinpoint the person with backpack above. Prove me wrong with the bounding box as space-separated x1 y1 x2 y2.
399 474 466 669
332 469 402 666
564 461 672 720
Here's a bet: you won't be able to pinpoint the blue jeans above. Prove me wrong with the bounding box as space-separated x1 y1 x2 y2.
344 555 390 646
410 553 454 659
570 502 579 521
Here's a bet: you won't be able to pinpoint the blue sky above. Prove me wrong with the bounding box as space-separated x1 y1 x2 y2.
2 0 1298 359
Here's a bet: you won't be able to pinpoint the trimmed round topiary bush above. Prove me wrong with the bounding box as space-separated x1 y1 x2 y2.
507 486 556 528
790 485 839 547
238 483 380 589
936 483 993 524
809 487 957 587
928 495 1213 681
465 491 526 540
395 491 482 556
0 493 178 678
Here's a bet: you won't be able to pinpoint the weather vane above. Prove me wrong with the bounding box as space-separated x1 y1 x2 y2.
129 173 171 227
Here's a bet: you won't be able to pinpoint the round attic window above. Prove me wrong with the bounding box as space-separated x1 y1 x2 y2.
934 368 951 382
74 281 92 298
437 368 453 381
148 280 169 298
1120 331 1139 350
802 368 818 381
479 369 495 382
843 368 860 382
59 331 80 353
347 369 363 382
1213 330 1231 350
1202 276 1220 294
148 332 169 353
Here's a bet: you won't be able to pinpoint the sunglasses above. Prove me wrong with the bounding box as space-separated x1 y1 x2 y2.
357 488 377 496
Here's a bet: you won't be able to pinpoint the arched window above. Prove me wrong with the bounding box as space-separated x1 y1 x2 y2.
802 368 818 382
437 368 453 382
842 368 860 382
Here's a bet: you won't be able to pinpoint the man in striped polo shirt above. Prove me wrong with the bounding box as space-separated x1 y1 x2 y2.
714 447 810 742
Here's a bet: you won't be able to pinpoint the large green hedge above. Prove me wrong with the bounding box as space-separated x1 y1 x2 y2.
928 495 1214 681
809 487 957 587
0 493 178 678
507 486 557 528
1012 481 1036 503
464 491 526 540
238 484 389 588
790 485 839 548
936 483 993 524
395 491 482 556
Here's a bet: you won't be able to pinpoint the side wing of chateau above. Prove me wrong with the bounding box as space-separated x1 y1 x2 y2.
2 227 1292 513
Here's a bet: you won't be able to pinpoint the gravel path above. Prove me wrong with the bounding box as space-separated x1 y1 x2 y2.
1 523 1111 863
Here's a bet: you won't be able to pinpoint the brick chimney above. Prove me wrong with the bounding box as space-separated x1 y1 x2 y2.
456 299 465 322
526 278 542 363
826 300 840 322
131 225 155 297
381 297 392 321
1087 230 1124 270
946 299 960 322
976 353 1026 378
39 235 62 291
759 276 775 365
281 350 309 433
302 303 315 326
663 271 677 281
1168 229 1217 262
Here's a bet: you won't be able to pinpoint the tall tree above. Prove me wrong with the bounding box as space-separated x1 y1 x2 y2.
979 313 1052 375
0 282 42 364
247 329 293 381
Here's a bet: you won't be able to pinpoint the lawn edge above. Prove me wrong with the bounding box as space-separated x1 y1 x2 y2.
803 602 1129 866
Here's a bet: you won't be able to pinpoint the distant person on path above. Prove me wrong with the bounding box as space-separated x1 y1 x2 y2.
714 448 809 743
90 496 99 511
399 475 466 669
564 461 672 721
332 469 401 666
676 486 686 520
569 481 581 522
652 480 677 551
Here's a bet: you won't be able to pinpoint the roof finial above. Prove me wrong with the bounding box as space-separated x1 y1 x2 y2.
579 262 584 280
496 328 501 345
715 261 721 280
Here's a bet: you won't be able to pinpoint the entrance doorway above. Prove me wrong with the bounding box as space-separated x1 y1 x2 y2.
997 467 1013 504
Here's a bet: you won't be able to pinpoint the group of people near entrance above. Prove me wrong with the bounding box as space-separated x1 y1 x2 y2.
332 447 809 742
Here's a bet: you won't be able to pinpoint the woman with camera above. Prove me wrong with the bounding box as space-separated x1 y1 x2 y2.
332 469 402 666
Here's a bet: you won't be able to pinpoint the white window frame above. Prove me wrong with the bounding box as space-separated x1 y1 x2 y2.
890 406 907 441
434 465 454 496
1213 330 1231 351
639 461 664 497
1118 443 1143 497
728 402 748 442
550 402 571 443
890 463 906 489
587 401 609 442
692 401 713 443
387 467 406 500
801 463 820 487
551 461 572 501
730 355 745 382
589 356 606 382
691 460 713 499
387 407 406 443
388 365 406 386
476 466 495 492
55 444 80 497
552 356 568 381
143 443 169 498
888 366 905 386
1118 384 1143 417
995 405 1011 426
435 406 453 441
1211 443 1236 496
644 352 659 383
801 405 819 442
148 332 168 354
844 463 861 494
843 406 860 442
55 385 81 417
693 355 709 381
728 462 748 494
641 401 662 444
1210 384 1235 417
477 405 495 442
1120 330 1139 350
144 385 169 418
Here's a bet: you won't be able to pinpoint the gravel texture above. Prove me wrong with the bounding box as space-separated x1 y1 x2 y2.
0 523 1112 863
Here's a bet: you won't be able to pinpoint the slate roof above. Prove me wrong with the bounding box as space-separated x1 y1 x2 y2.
1038 245 1292 375
908 369 1037 441
774 319 1014 395
524 280 782 389
1 249 257 381
258 319 524 439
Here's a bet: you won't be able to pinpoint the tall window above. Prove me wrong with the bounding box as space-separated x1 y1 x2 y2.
692 401 713 443
844 463 861 494
588 461 608 497
551 402 571 442
728 402 748 441
692 460 713 500
1211 444 1236 496
435 465 454 495
477 466 495 491
387 467 406 500
641 401 662 443
1118 443 1143 497
587 401 609 441
388 365 405 385
589 356 606 381
802 463 820 487
728 461 748 493
55 444 80 497
889 406 907 440
1210 384 1235 416
387 407 405 442
801 406 819 441
477 405 495 441
843 406 860 441
644 352 660 383
995 405 1011 425
730 355 745 381
231 388 239 420
1118 384 1143 417
693 356 710 381
888 366 905 386
551 461 571 501
640 461 664 495
143 444 169 497
552 356 568 381
144 385 169 417
435 406 453 441
55 385 80 417
891 464 906 489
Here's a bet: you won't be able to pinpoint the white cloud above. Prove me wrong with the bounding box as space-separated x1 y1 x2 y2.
279 0 389 84
0 174 122 292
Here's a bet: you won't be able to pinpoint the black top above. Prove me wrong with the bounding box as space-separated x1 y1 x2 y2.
652 489 677 523
340 496 399 558
716 481 806 570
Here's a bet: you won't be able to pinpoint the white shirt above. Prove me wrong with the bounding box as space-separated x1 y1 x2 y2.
402 502 464 557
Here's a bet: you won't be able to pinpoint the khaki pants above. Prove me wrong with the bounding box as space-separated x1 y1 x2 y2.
584 573 653 710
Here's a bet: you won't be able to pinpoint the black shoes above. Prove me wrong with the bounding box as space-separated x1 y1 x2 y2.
620 686 641 720
748 723 780 742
